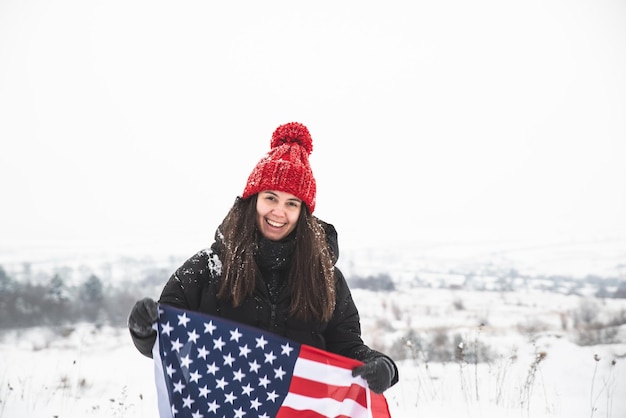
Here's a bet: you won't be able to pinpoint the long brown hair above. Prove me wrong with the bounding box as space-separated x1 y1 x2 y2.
217 195 336 322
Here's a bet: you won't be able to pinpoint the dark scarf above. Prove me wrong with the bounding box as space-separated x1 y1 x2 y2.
255 235 295 303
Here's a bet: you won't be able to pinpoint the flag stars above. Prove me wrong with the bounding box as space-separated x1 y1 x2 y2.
207 400 219 413
266 390 279 402
161 321 174 336
197 345 209 360
233 368 245 382
215 377 228 390
255 335 268 349
204 320 216 334
171 338 183 353
250 398 262 411
207 362 219 375
213 337 226 351
173 380 185 394
224 392 237 404
223 353 235 367
274 366 286 380
198 385 211 398
281 343 293 356
177 312 191 327
239 344 251 358
264 351 277 364
182 394 195 409
166 364 175 378
248 360 261 373
187 329 200 344
229 328 242 342
241 383 254 396
189 370 201 384
258 375 270 389
159 306 321 418
180 354 193 369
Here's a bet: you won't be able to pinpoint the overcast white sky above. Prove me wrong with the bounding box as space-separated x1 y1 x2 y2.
1 0 625 258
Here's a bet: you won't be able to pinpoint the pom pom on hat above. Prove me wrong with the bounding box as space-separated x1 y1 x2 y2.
271 122 313 154
242 122 317 212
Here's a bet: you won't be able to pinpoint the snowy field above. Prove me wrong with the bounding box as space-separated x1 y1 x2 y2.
1 238 625 417
1 286 625 418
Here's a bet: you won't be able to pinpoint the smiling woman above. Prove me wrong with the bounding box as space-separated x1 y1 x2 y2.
127 122 399 416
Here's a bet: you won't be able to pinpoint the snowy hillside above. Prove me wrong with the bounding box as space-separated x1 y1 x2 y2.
1 287 625 418
1 250 626 417
1 237 625 417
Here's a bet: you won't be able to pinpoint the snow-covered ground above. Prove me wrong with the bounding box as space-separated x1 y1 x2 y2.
1 286 625 418
1 237 625 417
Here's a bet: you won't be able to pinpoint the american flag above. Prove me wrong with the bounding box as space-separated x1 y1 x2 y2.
152 304 391 418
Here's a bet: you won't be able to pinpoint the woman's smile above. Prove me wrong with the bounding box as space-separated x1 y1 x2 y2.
256 190 302 241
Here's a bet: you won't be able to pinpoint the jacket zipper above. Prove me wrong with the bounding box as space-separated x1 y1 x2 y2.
270 302 277 330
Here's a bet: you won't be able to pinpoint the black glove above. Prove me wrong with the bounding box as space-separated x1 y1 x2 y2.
352 357 395 394
128 297 158 337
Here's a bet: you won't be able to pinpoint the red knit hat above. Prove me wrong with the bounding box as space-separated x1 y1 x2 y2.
242 122 317 213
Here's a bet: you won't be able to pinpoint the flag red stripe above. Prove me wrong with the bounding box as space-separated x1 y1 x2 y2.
289 375 368 406
371 392 391 417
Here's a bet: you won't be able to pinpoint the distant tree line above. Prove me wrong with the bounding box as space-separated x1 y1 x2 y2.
3 259 624 331
347 273 396 291
0 266 144 329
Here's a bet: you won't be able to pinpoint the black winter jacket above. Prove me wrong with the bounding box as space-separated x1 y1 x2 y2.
130 222 398 387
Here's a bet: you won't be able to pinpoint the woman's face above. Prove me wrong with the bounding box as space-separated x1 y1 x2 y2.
256 190 302 241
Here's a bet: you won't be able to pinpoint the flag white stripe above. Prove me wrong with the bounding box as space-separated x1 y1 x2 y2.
365 384 374 418
282 392 371 418
293 357 367 388
153 333 174 418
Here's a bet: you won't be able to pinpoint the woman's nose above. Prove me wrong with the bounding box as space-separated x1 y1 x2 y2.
271 205 286 216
